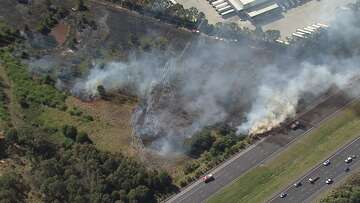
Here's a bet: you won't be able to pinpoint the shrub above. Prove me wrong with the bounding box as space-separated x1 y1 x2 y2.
62 125 77 140
183 161 200 175
82 115 94 122
187 130 215 157
5 129 18 143
76 132 92 144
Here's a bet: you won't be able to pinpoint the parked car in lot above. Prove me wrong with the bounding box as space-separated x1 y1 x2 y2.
203 174 215 183
325 178 333 184
309 177 320 184
345 156 353 163
323 160 330 166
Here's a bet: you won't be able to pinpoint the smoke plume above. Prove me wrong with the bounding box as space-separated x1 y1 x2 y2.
71 4 360 153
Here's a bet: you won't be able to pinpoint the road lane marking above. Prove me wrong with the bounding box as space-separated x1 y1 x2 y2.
268 134 360 203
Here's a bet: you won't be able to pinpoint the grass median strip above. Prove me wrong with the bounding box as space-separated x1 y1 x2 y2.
208 102 360 203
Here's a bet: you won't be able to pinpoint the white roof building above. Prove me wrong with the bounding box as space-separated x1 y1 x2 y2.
247 3 279 18
227 0 269 11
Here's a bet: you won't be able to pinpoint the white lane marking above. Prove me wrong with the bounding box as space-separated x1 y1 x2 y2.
268 135 360 203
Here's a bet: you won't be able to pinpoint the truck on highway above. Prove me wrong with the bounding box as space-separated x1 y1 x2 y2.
309 176 320 184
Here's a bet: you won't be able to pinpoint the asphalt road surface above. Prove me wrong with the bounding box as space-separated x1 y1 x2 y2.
166 82 360 203
269 135 360 203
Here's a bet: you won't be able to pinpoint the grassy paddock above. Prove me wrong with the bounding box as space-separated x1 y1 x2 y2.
208 102 360 203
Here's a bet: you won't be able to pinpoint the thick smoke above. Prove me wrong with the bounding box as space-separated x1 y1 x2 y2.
72 54 167 98
237 62 357 135
72 4 360 153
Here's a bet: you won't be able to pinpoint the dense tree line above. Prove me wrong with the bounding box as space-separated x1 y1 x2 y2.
105 0 206 30
30 144 175 202
0 125 177 202
104 0 281 42
186 124 244 159
0 172 27 202
179 124 248 186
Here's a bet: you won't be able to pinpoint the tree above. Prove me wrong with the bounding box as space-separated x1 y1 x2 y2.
77 0 87 11
5 128 18 143
155 171 173 192
62 125 77 140
76 132 92 144
0 173 26 202
265 30 281 41
187 130 215 157
128 185 154 203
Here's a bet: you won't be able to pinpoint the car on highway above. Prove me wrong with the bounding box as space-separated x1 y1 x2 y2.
323 159 330 166
293 181 302 187
345 156 353 163
203 174 215 183
309 177 320 184
345 167 350 172
280 193 287 198
325 178 333 184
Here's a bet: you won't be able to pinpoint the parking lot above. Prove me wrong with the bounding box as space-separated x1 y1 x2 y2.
175 0 255 29
176 0 357 40
262 0 357 39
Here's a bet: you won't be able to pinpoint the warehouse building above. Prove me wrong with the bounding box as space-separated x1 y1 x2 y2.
207 0 281 19
227 0 270 11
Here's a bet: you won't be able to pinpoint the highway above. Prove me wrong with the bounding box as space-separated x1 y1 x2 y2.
269 135 360 203
166 81 360 203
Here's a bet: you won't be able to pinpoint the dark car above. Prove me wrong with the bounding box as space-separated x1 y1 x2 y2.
293 181 302 187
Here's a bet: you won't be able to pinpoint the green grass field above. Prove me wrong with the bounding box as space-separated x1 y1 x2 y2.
208 102 360 203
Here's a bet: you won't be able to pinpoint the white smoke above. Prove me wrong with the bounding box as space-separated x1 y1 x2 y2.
70 2 360 153
72 54 167 98
237 63 356 135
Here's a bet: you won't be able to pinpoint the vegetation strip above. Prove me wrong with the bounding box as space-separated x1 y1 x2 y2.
208 102 360 203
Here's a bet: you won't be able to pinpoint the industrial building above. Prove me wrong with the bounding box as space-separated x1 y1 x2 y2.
207 0 281 19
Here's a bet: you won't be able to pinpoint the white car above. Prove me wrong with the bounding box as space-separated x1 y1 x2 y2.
345 157 353 163
325 178 333 184
202 174 215 183
280 193 287 198
323 160 330 166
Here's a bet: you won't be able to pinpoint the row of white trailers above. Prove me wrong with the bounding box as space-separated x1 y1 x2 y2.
276 23 329 44
291 23 329 39
207 0 236 16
